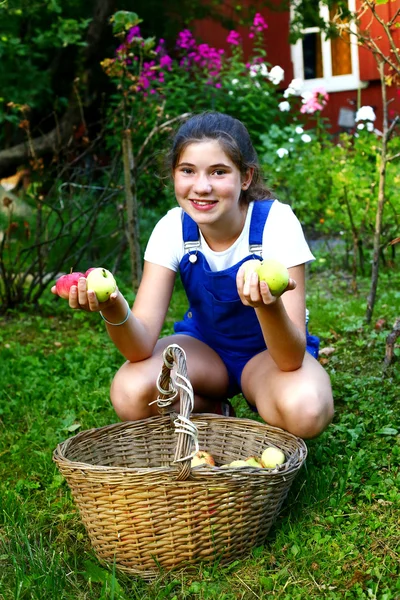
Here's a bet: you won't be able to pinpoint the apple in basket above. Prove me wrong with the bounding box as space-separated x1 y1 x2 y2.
228 460 249 468
261 447 286 468
245 456 264 468
191 450 215 467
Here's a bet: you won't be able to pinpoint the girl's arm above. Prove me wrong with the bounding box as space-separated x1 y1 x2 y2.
237 263 307 371
72 261 176 362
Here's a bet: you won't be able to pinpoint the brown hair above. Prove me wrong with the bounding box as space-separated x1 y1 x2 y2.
168 111 273 205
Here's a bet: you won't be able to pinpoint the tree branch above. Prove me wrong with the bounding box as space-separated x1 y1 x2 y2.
0 0 116 175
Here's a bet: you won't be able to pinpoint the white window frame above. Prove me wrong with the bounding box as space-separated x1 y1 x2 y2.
290 0 367 92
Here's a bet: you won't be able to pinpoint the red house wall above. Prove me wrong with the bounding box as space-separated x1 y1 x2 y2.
193 2 400 133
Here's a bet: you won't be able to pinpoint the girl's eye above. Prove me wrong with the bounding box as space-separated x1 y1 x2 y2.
180 168 193 174
213 169 226 176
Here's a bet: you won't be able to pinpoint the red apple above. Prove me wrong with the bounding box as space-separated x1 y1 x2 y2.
84 267 97 277
55 272 85 299
191 450 215 468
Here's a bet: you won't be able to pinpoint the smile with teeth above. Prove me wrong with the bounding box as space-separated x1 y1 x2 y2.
191 199 217 206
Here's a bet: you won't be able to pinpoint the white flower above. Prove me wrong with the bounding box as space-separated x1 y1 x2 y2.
268 65 284 85
283 77 303 97
301 134 312 143
231 78 239 85
355 105 376 122
295 126 304 134
228 90 234 96
276 147 289 158
249 62 269 78
366 122 374 132
301 90 313 102
278 101 290 112
357 123 365 130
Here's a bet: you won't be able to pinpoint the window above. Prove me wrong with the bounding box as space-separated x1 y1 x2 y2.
290 0 367 92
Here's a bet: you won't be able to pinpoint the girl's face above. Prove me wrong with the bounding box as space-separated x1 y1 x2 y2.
173 140 253 229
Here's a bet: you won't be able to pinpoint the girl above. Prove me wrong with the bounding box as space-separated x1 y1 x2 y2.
60 111 334 439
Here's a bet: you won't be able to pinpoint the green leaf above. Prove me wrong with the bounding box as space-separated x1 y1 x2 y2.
83 560 109 584
376 427 398 436
66 422 81 432
110 10 142 35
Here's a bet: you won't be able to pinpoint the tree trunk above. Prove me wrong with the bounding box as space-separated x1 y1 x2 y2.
384 317 400 367
366 60 388 324
122 129 142 292
0 0 116 174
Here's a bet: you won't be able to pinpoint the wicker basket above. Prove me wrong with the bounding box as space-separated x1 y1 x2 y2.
53 344 307 579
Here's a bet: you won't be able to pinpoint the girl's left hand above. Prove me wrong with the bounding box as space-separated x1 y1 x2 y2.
236 265 296 308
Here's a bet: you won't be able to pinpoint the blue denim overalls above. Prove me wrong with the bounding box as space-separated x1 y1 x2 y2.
174 199 319 398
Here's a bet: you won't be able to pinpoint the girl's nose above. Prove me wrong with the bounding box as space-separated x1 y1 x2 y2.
193 174 212 195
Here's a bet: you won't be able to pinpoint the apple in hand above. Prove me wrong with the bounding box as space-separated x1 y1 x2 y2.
191 450 215 467
261 447 286 468
86 267 117 303
257 259 289 296
55 272 85 299
243 259 262 283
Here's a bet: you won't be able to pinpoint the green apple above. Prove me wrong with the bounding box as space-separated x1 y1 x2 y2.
257 259 289 296
86 267 117 302
228 460 249 468
243 259 262 282
245 456 264 468
261 447 286 468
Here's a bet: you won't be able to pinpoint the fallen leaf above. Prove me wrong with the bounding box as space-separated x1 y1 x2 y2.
374 318 386 330
319 346 336 356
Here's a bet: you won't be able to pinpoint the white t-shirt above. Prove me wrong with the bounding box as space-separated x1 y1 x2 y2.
144 200 314 272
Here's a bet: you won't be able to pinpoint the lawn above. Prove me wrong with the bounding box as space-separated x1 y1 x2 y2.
0 268 399 599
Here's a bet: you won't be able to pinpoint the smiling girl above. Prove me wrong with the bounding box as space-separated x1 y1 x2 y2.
64 111 333 438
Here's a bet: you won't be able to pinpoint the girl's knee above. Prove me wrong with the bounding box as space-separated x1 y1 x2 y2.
110 363 157 421
276 386 334 438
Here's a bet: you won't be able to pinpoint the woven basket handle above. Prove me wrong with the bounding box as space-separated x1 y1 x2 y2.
154 344 197 481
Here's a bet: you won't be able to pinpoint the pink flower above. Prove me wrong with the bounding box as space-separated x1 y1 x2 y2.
177 29 196 50
160 55 173 70
253 13 268 29
249 12 268 37
227 30 241 45
300 88 329 114
126 26 141 44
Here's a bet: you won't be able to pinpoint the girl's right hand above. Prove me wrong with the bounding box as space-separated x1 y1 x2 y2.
51 276 119 313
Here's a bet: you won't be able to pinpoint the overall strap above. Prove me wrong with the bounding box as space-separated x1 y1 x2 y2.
182 212 201 253
248 199 275 256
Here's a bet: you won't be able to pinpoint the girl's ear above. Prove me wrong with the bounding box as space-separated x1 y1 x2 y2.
241 167 254 190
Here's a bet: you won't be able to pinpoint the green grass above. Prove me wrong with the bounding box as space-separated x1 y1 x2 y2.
0 269 399 599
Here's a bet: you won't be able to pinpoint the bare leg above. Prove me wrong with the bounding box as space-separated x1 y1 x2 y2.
110 335 230 421
241 351 334 439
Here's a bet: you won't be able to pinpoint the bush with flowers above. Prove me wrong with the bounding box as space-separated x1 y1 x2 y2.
101 11 398 277
101 11 301 210
259 98 399 273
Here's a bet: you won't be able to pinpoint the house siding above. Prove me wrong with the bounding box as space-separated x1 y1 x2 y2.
193 2 400 132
